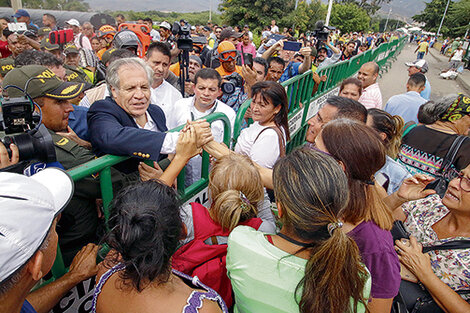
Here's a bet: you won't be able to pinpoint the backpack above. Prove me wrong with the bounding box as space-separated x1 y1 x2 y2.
172 202 263 307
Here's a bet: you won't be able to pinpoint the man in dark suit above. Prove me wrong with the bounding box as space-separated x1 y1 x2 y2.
88 57 212 173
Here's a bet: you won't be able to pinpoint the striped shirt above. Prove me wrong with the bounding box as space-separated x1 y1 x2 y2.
359 83 383 109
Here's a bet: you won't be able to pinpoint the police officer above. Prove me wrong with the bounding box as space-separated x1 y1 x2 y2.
1 65 132 265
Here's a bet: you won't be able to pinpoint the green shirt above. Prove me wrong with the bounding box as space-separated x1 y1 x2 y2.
226 226 371 313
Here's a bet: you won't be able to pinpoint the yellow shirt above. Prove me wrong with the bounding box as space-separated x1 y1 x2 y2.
418 41 429 53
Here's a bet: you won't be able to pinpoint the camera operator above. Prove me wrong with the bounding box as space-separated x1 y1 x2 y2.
316 35 342 70
215 41 248 112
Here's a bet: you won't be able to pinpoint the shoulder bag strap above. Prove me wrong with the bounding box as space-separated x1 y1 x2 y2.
423 239 470 253
254 126 286 157
438 135 467 174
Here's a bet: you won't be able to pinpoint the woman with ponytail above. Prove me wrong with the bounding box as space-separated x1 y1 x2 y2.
315 118 400 313
226 148 370 313
172 153 276 307
367 108 412 194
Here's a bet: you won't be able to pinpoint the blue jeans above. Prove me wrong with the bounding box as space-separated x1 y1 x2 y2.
417 52 425 59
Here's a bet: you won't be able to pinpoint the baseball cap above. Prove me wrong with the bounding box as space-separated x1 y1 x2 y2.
159 21 171 30
40 37 60 51
12 9 30 18
100 48 118 65
2 65 85 99
220 28 242 41
38 27 52 37
65 19 80 27
0 168 74 283
64 43 79 54
405 59 428 73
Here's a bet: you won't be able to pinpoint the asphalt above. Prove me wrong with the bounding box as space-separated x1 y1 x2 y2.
377 42 469 104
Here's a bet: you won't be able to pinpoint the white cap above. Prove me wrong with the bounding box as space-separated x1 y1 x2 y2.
0 168 74 283
66 18 80 27
159 21 171 30
405 59 428 73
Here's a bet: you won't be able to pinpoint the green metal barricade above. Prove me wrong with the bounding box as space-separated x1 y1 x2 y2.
50 112 231 279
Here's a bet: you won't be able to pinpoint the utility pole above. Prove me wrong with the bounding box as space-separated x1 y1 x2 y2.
325 0 333 26
11 0 22 11
209 0 212 22
437 0 451 38
384 7 392 32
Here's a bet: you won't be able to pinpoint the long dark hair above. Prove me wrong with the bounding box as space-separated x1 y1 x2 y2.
251 81 290 141
321 118 393 230
104 180 182 291
273 148 369 313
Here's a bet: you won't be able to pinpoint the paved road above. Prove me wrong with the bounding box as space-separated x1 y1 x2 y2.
378 43 467 104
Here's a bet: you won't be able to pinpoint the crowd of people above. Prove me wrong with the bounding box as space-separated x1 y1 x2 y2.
0 8 469 313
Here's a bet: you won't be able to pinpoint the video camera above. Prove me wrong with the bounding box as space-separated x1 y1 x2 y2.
0 89 56 171
311 21 335 43
171 20 193 50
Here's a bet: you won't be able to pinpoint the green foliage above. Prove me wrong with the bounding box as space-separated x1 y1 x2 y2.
413 0 469 37
333 0 392 15
23 0 90 11
112 10 222 26
330 3 370 33
413 0 453 33
282 0 327 33
218 0 295 33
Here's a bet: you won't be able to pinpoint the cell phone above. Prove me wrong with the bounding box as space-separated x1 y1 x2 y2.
243 53 253 68
283 41 302 52
8 23 27 33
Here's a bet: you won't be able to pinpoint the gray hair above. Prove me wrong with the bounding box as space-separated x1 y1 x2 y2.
106 57 154 95
419 94 459 124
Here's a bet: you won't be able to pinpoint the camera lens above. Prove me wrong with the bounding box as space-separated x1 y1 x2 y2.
1 125 56 163
221 81 235 95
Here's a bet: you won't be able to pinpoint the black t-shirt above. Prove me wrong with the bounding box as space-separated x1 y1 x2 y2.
398 125 470 177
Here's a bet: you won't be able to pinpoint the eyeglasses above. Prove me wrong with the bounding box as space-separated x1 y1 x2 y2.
449 168 470 192
219 50 237 61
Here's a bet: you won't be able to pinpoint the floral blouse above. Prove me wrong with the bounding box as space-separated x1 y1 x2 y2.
402 194 470 299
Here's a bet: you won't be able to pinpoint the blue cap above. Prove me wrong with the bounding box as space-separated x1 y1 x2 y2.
12 9 30 18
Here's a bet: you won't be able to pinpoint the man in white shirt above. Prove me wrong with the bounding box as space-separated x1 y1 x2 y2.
143 17 160 42
65 19 92 50
145 42 182 129
357 61 382 109
270 20 279 34
173 68 236 185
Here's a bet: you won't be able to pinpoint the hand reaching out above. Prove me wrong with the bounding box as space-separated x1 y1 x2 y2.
396 174 436 203
68 243 99 282
176 125 203 160
139 161 164 181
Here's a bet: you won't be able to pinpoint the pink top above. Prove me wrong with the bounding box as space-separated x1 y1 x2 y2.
236 42 256 64
359 83 383 109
